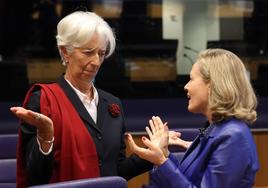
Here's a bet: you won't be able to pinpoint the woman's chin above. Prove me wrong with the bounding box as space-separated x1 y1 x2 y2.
82 72 96 78
187 105 193 112
188 105 197 114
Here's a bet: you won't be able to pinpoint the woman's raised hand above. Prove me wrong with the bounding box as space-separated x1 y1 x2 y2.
146 116 169 157
10 107 54 142
126 116 170 166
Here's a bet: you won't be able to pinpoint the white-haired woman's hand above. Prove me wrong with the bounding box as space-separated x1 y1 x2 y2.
10 107 54 151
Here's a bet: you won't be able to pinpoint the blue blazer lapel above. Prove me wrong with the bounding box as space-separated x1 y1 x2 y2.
180 136 208 173
180 135 200 163
180 124 216 174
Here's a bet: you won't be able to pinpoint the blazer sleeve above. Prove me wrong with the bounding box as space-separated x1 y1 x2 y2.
150 130 254 188
20 90 54 186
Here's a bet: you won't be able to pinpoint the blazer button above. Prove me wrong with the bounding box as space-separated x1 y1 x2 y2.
97 133 102 140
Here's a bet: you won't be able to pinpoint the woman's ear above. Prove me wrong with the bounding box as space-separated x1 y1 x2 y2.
59 46 70 63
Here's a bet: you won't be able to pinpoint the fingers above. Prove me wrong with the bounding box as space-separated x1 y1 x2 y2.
10 107 53 130
11 107 41 122
141 136 158 151
149 119 156 134
169 131 181 138
148 116 165 134
10 107 33 119
175 131 182 137
126 134 149 157
127 134 167 165
153 116 164 130
10 106 26 114
163 124 169 138
152 117 160 131
126 134 145 153
145 126 153 139
126 133 136 152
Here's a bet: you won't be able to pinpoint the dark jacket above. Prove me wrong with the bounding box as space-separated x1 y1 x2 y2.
20 76 152 186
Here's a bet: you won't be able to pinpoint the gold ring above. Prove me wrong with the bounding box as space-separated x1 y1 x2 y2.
34 113 41 121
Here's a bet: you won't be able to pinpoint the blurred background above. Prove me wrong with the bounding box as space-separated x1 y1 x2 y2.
1 1 268 187
1 0 268 101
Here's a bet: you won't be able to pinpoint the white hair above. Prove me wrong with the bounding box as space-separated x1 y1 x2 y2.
56 11 116 64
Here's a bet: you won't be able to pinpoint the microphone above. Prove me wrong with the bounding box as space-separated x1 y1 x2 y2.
184 46 199 54
183 53 194 65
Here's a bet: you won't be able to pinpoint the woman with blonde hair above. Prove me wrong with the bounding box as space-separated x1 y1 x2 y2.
127 48 259 188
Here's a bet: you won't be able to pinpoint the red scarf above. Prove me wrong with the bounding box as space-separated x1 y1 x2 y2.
17 83 100 188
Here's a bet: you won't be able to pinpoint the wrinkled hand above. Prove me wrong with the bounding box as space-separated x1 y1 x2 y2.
169 131 192 149
10 106 54 140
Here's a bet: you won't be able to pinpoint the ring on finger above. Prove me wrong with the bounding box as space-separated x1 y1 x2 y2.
34 113 41 121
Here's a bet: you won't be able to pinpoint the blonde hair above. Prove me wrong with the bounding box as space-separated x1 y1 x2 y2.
196 48 257 124
56 11 116 64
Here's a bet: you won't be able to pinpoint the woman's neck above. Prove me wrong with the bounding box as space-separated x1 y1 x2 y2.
64 74 93 98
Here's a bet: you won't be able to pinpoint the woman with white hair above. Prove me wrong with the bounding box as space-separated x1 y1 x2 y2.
127 48 259 188
10 11 153 187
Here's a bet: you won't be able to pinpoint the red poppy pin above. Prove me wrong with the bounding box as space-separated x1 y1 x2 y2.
108 103 121 117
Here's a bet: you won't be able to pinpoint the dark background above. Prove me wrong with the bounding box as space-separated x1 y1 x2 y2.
0 0 268 101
